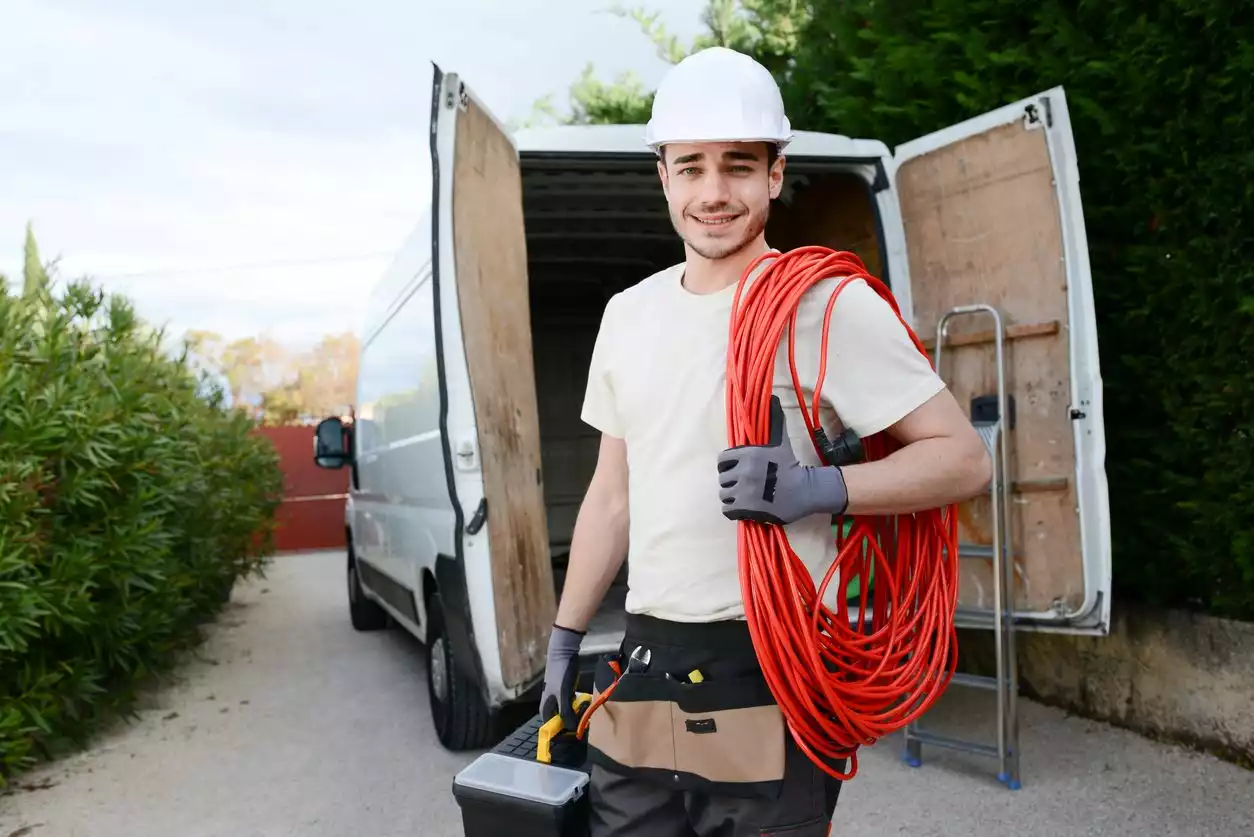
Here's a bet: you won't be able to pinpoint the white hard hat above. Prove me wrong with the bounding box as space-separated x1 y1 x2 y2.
644 47 793 152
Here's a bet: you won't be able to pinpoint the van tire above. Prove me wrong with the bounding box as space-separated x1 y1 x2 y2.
425 591 494 750
347 551 390 632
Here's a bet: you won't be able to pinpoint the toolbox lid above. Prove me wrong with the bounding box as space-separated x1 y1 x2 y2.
453 753 589 807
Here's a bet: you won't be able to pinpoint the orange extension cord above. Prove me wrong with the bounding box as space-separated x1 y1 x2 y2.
726 246 961 782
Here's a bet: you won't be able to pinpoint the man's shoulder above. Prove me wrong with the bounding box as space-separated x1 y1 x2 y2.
789 274 915 352
816 275 881 303
606 262 684 314
796 275 890 320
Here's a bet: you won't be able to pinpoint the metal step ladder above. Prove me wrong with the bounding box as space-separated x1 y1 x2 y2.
901 303 1022 790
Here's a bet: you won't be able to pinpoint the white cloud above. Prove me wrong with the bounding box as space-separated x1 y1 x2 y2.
2 0 706 346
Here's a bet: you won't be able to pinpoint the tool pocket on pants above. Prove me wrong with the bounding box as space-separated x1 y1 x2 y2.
671 673 787 790
586 655 678 773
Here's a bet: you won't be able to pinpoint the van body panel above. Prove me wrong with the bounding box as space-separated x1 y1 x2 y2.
892 87 1111 635
445 73 557 694
431 69 507 704
350 213 446 643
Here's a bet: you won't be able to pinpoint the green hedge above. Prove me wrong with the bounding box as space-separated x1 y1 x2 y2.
0 237 283 783
760 0 1254 619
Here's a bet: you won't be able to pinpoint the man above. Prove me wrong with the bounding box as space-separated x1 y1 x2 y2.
539 47 992 836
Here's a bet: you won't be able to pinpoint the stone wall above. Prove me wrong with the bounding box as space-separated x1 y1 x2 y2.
957 602 1254 766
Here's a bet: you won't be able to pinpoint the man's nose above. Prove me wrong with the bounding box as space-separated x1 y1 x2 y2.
699 171 732 204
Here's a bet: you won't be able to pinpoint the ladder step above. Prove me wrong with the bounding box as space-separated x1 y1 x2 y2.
948 672 1000 691
953 608 1020 630
904 729 1000 760
957 543 1019 564
958 543 995 560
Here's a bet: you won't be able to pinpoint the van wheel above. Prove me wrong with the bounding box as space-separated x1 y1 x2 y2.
347 553 389 631
425 592 494 750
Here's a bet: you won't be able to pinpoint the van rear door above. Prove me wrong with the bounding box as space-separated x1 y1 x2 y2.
431 66 555 702
891 88 1112 634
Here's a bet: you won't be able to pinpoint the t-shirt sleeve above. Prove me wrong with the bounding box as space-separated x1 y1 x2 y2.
823 280 947 438
580 294 625 438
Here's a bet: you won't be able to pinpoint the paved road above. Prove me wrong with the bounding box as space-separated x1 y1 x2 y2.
2 550 1252 837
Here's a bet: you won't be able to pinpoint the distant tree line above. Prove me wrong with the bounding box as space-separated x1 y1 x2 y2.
181 329 359 427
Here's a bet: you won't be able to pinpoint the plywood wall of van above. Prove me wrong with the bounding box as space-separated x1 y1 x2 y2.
768 171 883 280
451 96 555 690
898 119 1083 617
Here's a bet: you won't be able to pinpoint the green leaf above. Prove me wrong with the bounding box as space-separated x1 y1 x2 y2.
1 226 282 783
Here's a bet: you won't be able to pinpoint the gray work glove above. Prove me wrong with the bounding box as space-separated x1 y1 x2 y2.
539 623 584 729
718 395 849 525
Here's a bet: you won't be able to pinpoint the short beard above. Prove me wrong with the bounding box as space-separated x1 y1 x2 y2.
672 201 770 261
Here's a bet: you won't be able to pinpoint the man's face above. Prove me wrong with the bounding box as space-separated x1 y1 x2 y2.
657 141 784 261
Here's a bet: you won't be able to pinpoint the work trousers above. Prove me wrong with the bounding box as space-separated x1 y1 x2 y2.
584 614 845 837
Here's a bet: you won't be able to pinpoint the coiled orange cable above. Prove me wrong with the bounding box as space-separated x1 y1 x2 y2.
725 246 960 782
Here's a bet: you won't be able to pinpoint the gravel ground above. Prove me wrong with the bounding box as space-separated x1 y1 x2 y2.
2 549 1251 837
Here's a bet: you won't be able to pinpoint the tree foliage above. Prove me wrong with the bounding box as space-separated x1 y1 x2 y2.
0 230 283 783
182 329 360 425
546 0 1254 620
522 0 808 127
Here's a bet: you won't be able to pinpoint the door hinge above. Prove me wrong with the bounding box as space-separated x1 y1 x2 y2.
1070 407 1087 420
445 76 468 111
870 160 890 193
1024 98 1053 130
466 497 488 535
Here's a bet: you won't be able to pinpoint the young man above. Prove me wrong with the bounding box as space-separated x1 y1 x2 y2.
539 47 992 836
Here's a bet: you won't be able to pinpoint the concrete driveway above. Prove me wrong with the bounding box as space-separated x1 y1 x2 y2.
2 550 1251 837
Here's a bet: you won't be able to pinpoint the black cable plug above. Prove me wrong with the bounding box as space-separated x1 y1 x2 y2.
812 425 864 467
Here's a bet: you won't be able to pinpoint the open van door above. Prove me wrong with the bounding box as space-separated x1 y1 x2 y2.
430 64 555 710
892 88 1111 635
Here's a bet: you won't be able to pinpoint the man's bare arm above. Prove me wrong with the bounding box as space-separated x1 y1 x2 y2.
840 388 992 516
553 433 630 632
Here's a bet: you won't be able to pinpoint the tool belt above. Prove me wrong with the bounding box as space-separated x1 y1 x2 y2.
585 614 788 799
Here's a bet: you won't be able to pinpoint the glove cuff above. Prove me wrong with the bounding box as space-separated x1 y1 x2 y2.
549 623 585 655
806 465 850 517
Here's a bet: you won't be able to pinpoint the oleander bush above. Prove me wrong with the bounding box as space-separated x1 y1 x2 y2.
0 230 283 783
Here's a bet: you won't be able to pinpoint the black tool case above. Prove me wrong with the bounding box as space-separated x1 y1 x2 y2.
452 713 591 837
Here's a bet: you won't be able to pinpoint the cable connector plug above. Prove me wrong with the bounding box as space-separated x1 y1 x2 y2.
813 425 864 467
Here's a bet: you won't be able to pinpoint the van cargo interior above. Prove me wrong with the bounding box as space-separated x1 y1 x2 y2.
521 151 884 650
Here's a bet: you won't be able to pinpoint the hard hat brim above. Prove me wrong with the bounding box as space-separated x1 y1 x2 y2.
645 133 793 152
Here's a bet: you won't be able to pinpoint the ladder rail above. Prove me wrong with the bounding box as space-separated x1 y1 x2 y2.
904 302 1021 789
940 304 1013 786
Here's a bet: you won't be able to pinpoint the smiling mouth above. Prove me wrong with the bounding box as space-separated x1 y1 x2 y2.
692 214 740 226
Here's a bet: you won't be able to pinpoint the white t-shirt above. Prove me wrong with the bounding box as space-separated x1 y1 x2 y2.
580 257 946 623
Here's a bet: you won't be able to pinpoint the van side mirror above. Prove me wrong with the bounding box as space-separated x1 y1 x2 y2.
314 416 351 469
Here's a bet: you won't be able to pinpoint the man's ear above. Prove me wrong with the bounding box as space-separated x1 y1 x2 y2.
768 155 786 200
657 159 670 198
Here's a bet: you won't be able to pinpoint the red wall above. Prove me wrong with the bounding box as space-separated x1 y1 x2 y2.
252 425 349 553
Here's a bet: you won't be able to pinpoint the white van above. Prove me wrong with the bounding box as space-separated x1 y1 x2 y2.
313 64 1111 751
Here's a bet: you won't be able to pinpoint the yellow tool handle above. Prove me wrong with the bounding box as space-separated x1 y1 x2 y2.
536 692 593 764
536 715 564 764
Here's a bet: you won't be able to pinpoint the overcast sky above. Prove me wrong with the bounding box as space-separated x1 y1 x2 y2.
1 0 706 348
